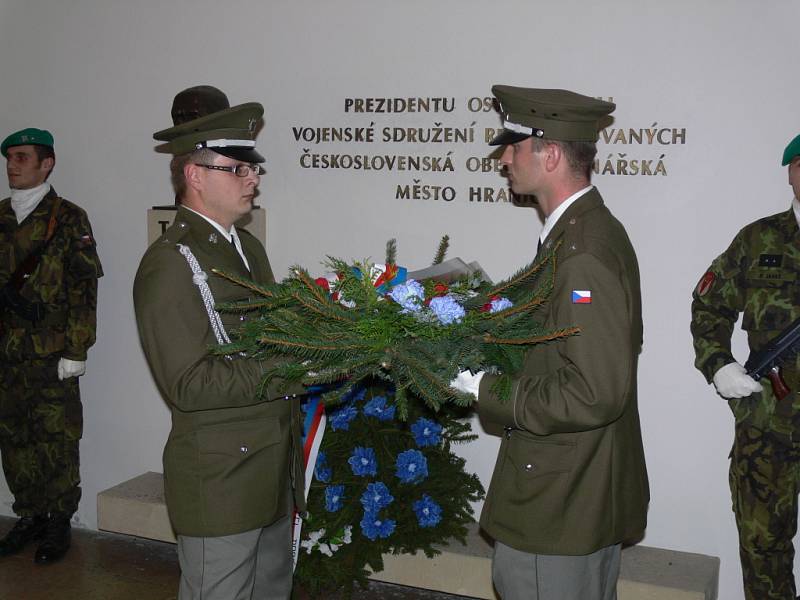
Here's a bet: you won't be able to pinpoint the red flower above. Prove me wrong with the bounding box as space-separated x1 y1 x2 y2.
433 283 449 296
480 295 500 313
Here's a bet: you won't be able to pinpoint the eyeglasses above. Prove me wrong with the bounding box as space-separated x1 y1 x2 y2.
195 163 265 177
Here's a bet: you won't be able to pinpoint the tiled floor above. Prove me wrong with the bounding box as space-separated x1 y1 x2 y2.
0 517 479 600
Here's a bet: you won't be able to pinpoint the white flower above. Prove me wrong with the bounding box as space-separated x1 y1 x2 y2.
319 543 333 557
369 263 387 284
300 528 326 553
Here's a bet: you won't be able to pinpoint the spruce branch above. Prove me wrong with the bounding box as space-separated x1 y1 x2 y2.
483 326 580 345
211 269 275 297
432 234 449 265
385 238 397 265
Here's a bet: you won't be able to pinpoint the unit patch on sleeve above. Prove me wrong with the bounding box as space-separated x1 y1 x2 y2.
695 271 715 297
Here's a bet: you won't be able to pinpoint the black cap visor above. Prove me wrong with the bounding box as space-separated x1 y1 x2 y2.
489 128 533 146
214 146 265 163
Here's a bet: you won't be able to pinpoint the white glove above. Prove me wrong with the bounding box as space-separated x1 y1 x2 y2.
450 369 485 400
58 358 86 381
712 362 762 399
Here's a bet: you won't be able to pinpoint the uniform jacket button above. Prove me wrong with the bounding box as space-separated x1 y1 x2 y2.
524 463 535 472
240 445 249 454
504 427 512 439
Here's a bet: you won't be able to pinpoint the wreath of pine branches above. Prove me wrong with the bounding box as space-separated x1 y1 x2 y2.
214 237 576 417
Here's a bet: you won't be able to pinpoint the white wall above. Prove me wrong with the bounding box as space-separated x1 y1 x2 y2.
1 2 798 598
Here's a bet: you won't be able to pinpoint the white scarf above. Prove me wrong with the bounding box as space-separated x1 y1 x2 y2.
10 183 51 224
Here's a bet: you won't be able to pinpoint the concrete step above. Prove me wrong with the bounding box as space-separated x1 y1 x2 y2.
98 473 719 600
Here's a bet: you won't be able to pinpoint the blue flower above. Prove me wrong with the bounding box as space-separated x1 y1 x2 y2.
429 295 465 325
489 296 513 313
349 446 378 477
395 449 428 484
413 494 443 528
411 418 443 448
363 396 396 421
360 511 396 540
341 385 367 404
325 485 345 512
360 481 394 512
388 280 425 313
314 451 331 483
329 403 358 431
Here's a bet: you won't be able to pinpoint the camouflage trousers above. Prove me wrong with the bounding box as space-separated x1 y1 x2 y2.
730 423 800 600
0 359 83 517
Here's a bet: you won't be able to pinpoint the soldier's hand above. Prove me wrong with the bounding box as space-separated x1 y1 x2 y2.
58 358 86 380
712 362 763 399
450 369 484 401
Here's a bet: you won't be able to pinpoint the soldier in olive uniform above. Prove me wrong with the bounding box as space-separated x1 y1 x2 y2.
0 128 102 564
691 134 800 600
133 92 305 600
452 87 648 600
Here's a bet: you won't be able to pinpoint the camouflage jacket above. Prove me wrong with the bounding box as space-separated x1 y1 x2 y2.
0 188 103 362
691 207 800 431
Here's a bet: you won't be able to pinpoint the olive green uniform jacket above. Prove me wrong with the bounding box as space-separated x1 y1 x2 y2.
133 207 304 537
478 189 649 555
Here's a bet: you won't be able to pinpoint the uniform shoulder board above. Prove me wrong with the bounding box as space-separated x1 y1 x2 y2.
163 219 191 243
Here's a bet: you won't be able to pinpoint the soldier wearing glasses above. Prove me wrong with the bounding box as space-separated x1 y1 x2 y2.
133 89 304 600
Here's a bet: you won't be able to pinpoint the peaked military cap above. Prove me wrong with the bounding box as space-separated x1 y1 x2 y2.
489 86 615 146
154 101 265 163
782 133 800 166
2 127 54 157
171 85 230 126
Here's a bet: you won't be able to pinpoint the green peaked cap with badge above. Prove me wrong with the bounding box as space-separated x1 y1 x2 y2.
153 101 265 163
781 133 800 166
1 127 54 157
489 86 615 146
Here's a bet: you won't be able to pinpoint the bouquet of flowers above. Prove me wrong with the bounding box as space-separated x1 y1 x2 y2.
214 237 576 418
293 382 483 596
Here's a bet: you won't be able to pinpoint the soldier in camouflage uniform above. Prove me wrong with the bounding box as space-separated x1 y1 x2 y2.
691 133 800 600
0 128 102 564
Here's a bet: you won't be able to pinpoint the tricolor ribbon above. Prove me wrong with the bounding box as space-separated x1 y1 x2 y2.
292 395 327 571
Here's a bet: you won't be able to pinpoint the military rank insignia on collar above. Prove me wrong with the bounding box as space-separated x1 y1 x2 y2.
571 290 592 304
759 254 783 268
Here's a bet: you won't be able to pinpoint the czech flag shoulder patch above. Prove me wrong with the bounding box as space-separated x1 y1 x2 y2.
571 290 592 304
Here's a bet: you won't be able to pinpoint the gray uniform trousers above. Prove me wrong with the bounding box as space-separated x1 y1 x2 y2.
177 514 292 600
493 541 621 600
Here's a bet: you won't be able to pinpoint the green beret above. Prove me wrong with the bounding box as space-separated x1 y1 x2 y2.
782 133 800 166
489 86 615 145
1 128 54 157
154 102 264 163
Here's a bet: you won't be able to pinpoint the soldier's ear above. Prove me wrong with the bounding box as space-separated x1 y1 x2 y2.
184 163 203 192
544 141 562 173
40 157 54 174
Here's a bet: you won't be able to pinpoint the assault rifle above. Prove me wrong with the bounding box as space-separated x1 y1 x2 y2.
744 316 800 401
